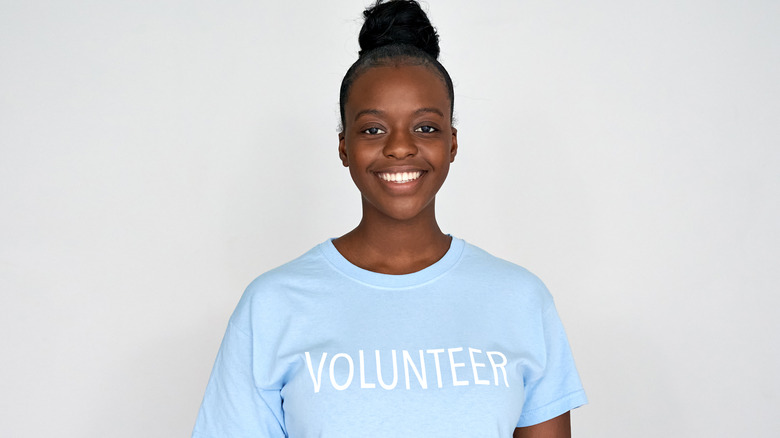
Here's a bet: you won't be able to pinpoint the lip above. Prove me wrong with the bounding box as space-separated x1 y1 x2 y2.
373 165 427 174
373 166 428 189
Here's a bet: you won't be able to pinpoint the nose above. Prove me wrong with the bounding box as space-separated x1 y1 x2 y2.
383 129 418 159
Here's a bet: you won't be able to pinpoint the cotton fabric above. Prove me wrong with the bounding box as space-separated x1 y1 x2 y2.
193 238 587 437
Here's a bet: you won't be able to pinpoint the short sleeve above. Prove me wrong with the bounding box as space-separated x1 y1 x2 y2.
516 303 588 427
192 322 287 438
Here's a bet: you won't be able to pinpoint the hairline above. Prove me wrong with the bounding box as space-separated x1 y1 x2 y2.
339 48 455 132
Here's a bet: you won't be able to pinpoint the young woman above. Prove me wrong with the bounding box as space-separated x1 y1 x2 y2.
192 1 586 437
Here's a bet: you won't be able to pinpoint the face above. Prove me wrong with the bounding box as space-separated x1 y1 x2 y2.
339 64 457 222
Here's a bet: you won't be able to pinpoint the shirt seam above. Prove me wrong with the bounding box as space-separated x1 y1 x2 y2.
227 319 252 338
519 388 586 419
316 240 467 290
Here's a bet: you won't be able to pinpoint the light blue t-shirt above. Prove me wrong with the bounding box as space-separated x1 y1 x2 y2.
193 238 587 437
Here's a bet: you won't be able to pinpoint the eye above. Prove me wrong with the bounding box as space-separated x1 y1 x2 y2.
414 125 438 133
363 127 386 135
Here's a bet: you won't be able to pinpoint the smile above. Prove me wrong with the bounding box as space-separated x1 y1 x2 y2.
377 171 424 183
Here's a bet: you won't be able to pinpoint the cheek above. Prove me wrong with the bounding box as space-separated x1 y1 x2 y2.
346 144 376 171
348 165 361 182
434 165 450 188
425 144 454 168
347 157 372 189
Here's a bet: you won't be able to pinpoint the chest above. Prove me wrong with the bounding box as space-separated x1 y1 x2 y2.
264 292 543 437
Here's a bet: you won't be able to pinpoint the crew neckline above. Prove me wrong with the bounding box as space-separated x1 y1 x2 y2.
318 237 466 289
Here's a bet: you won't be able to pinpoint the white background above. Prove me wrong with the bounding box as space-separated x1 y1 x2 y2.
1 0 778 436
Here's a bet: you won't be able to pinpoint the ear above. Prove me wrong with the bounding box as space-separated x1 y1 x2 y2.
338 132 349 167
449 127 458 163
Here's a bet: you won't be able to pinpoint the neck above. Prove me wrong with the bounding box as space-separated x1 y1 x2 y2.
332 198 452 275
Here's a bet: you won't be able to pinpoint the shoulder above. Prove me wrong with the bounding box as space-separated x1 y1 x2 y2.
247 243 330 292
228 242 332 327
457 240 554 310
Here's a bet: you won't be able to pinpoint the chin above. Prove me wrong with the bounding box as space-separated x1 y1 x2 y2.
366 199 436 222
385 211 426 222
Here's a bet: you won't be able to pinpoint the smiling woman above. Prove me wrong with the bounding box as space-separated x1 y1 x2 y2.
337 64 457 245
191 1 586 437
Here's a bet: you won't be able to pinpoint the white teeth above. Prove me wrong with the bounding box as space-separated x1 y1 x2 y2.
378 171 423 183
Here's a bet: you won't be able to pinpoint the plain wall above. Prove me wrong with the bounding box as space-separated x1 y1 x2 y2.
1 0 778 436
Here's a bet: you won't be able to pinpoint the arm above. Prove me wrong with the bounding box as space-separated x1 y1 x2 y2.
513 411 571 438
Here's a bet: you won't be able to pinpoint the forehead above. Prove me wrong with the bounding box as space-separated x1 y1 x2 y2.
345 64 450 120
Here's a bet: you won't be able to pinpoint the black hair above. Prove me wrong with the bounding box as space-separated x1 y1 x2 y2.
338 0 455 130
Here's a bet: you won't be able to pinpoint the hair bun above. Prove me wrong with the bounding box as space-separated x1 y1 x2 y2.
358 0 440 59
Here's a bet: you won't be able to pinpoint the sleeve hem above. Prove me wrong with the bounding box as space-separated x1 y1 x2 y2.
516 388 588 427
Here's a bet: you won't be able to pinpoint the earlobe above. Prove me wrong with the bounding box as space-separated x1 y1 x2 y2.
338 132 349 167
450 127 458 163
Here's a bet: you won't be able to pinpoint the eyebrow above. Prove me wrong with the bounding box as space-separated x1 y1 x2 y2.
414 107 444 117
353 107 445 122
354 109 383 121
